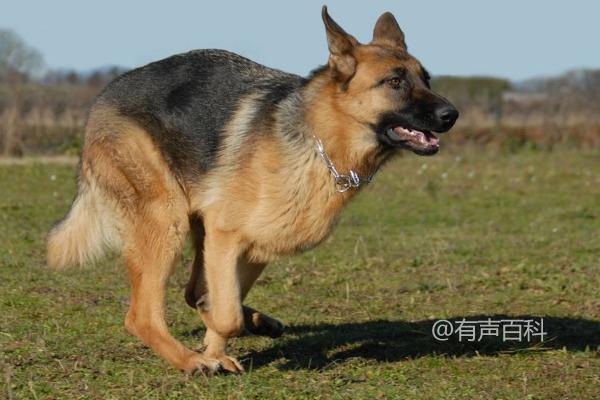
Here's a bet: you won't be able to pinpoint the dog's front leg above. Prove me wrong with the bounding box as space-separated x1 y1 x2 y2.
185 216 285 339
196 225 245 373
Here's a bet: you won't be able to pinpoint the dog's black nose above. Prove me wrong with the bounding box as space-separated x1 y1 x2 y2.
435 105 459 131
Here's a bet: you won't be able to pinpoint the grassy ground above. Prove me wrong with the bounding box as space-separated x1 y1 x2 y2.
1 149 599 399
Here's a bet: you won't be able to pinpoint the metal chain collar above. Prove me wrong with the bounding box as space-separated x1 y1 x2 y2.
313 135 376 193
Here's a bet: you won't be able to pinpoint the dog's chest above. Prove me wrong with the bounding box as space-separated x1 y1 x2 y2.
243 167 350 262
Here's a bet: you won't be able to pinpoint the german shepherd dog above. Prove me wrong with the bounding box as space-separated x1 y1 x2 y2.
47 7 458 374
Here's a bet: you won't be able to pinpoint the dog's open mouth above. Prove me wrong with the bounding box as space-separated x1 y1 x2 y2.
386 126 439 155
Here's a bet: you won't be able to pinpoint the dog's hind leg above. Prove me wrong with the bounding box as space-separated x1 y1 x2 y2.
123 209 199 371
85 122 230 374
184 215 208 310
185 216 285 339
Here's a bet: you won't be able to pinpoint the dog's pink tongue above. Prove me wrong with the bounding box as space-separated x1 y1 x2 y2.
393 126 438 146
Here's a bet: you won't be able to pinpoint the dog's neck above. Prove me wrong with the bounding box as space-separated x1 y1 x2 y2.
301 75 393 187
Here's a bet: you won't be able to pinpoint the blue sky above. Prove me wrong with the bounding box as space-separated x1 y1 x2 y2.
1 0 599 80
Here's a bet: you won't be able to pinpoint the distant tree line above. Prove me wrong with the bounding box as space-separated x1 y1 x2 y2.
0 30 129 155
0 29 599 156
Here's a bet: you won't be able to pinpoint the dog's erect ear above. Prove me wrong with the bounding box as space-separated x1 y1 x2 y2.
322 6 358 80
371 12 407 51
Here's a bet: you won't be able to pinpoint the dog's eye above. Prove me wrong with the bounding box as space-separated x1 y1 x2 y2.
387 77 403 89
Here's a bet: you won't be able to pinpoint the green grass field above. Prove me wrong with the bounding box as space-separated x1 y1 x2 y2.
1 149 599 399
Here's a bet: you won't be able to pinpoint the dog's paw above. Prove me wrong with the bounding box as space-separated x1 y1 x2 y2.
186 354 244 376
185 354 221 376
214 354 244 373
185 353 243 376
245 311 286 338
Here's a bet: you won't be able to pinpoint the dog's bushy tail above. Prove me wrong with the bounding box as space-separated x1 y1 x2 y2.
47 180 122 269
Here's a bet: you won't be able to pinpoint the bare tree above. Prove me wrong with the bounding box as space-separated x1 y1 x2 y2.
0 29 44 83
0 29 44 155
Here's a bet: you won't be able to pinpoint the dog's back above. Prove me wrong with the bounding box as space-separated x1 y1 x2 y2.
96 49 304 177
47 49 309 269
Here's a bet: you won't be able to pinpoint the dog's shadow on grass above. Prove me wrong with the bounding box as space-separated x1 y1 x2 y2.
235 315 599 371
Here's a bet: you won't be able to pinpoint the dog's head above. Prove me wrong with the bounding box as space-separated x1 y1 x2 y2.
319 6 458 156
